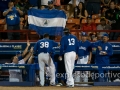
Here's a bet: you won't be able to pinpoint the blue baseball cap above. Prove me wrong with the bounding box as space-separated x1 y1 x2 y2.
16 51 22 55
48 1 53 4
81 32 88 36
102 33 109 37
63 28 69 32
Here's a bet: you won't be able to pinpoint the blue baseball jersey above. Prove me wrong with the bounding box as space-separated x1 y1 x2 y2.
4 7 20 25
93 41 113 64
60 34 78 56
34 38 58 54
77 40 92 57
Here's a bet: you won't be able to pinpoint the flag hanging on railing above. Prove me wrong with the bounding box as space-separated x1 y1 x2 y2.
28 8 67 36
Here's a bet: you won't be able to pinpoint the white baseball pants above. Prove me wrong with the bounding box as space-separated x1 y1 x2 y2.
75 56 89 83
64 51 76 86
38 53 55 86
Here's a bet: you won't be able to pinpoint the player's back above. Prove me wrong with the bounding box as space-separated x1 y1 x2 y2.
60 34 78 54
34 38 58 54
34 39 51 54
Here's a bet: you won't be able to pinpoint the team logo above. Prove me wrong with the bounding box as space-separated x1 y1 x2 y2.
8 15 14 20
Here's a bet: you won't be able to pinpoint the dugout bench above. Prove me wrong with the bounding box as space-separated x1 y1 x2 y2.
0 64 120 86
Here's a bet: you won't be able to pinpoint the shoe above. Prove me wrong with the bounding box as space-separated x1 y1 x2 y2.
68 85 74 88
113 78 120 82
38 85 44 87
50 83 56 86
56 83 63 86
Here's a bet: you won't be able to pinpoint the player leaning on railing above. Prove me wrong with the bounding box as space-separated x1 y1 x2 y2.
75 32 92 86
5 47 33 82
93 34 113 82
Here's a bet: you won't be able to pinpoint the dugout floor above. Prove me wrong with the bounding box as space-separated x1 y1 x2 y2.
0 86 120 90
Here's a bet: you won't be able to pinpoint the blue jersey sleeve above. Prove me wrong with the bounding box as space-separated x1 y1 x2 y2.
52 40 58 47
91 41 100 48
60 37 64 56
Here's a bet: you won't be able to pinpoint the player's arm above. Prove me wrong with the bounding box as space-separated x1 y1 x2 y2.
33 42 38 53
87 43 92 64
52 40 59 47
21 40 30 57
27 53 34 64
91 41 102 51
59 38 64 60
88 51 92 64
23 47 33 62
75 38 79 60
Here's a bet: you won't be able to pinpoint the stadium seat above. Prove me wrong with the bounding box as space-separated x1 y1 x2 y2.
92 14 100 19
81 19 94 24
95 18 100 24
66 18 80 30
67 18 80 25
81 19 87 24
0 19 6 25
0 19 6 30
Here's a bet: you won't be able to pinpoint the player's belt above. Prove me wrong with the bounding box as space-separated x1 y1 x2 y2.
79 55 87 59
40 52 49 54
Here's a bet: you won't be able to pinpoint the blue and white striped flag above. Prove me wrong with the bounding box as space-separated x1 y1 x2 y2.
28 8 67 36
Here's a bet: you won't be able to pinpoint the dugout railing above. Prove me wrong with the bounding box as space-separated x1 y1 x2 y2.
0 64 120 86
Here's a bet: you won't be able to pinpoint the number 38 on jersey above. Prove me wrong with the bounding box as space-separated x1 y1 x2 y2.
40 42 49 48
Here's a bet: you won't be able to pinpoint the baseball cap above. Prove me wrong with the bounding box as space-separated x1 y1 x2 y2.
16 51 22 55
63 28 69 32
81 32 88 36
102 33 109 37
48 1 53 4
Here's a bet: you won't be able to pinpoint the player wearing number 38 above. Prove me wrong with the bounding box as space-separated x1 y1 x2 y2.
59 28 78 88
34 34 59 86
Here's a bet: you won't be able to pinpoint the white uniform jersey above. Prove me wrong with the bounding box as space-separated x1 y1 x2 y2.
9 59 25 82
69 0 85 6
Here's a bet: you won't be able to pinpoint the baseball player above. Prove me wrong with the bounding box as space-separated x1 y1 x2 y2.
59 28 78 88
6 47 33 82
75 32 92 85
34 33 59 86
93 33 113 82
93 33 113 64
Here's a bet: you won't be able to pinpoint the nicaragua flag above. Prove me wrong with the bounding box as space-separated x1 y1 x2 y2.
28 8 67 36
